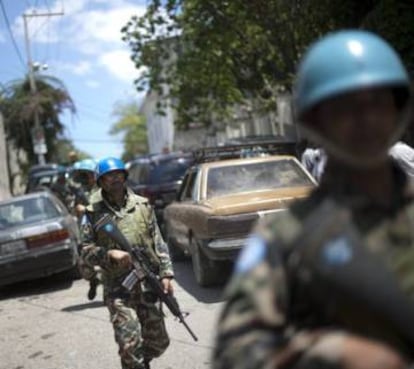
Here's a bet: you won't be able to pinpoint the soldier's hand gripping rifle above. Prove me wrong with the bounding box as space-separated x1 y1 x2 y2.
93 214 198 342
74 187 89 206
288 200 414 359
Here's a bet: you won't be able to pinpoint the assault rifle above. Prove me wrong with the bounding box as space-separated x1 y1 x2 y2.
93 214 198 342
289 200 414 358
73 187 89 206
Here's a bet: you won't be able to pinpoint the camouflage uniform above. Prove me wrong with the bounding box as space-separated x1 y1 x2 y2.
77 188 100 282
80 188 173 369
213 163 414 368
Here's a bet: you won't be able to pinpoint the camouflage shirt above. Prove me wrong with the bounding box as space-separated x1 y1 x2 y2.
80 188 174 294
213 163 414 368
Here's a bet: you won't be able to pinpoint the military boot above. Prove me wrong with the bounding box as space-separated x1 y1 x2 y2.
87 277 99 300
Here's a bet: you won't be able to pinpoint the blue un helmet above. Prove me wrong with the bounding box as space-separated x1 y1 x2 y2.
77 158 96 173
72 160 82 171
71 159 96 185
295 30 411 119
96 157 127 183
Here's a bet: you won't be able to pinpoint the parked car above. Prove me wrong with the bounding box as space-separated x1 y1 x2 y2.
126 152 195 225
25 163 69 193
163 152 316 286
0 191 81 287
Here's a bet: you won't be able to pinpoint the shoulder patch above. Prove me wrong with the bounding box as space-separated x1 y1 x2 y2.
80 214 89 226
321 236 353 266
235 234 267 274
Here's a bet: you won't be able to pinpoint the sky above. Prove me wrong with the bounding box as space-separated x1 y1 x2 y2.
0 0 148 160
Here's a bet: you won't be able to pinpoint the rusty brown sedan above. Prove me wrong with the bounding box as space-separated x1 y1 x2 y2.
163 155 316 286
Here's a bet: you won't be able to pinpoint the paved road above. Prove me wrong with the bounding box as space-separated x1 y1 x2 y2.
0 260 229 369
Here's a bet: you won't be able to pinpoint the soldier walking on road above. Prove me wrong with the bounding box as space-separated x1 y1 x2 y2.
80 157 174 369
70 158 101 300
213 30 413 369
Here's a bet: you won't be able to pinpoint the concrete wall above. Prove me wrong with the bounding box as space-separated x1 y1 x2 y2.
140 90 175 154
7 142 26 196
140 90 297 154
0 114 10 200
173 127 209 151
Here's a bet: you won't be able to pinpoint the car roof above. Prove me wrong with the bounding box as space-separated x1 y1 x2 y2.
193 141 297 163
29 170 63 178
0 191 54 206
28 163 66 175
127 152 193 166
198 154 299 170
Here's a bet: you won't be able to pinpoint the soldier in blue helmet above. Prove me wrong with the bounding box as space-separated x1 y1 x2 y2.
69 158 102 300
214 30 413 369
79 157 174 369
70 158 98 217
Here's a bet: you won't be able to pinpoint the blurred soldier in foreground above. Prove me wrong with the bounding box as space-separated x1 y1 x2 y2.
70 159 101 300
80 157 174 369
213 30 413 369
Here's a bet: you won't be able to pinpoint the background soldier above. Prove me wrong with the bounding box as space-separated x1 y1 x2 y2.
67 150 79 166
70 158 97 219
213 30 413 369
70 158 101 300
80 157 174 369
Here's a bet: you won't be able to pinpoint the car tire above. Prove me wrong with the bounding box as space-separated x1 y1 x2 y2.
167 237 186 261
191 239 221 287
69 260 82 280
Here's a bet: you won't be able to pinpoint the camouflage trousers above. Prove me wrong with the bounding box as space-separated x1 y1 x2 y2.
106 291 170 369
77 255 99 281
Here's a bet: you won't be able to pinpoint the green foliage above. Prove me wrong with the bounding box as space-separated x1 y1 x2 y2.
362 0 414 73
109 100 148 161
53 138 90 165
0 74 76 165
122 0 414 128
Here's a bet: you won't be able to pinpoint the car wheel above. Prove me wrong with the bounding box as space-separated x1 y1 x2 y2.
191 239 221 287
69 265 82 280
167 237 186 261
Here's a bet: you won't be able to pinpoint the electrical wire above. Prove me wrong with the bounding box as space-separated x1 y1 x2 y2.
0 0 26 69
70 138 124 143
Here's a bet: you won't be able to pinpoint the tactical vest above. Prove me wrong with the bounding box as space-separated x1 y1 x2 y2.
86 190 161 283
264 196 414 358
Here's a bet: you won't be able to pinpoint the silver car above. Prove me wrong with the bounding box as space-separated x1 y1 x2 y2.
0 191 81 287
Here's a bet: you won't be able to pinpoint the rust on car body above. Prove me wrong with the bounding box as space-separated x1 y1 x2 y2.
163 154 316 286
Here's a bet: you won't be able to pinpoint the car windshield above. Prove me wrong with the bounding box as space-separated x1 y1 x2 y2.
0 197 60 228
206 158 313 198
148 158 193 185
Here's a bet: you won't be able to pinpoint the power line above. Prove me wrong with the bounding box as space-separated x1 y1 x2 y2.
0 0 26 69
76 102 111 118
71 138 123 143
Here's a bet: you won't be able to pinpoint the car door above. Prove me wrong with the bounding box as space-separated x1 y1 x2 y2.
165 168 199 251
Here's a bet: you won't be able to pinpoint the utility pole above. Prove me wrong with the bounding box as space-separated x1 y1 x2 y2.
23 11 63 165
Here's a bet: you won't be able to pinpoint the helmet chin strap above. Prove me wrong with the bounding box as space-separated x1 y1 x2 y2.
298 105 411 169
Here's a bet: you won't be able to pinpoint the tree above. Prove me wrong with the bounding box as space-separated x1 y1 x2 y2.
109 100 148 161
122 0 414 128
0 74 76 166
53 138 91 165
